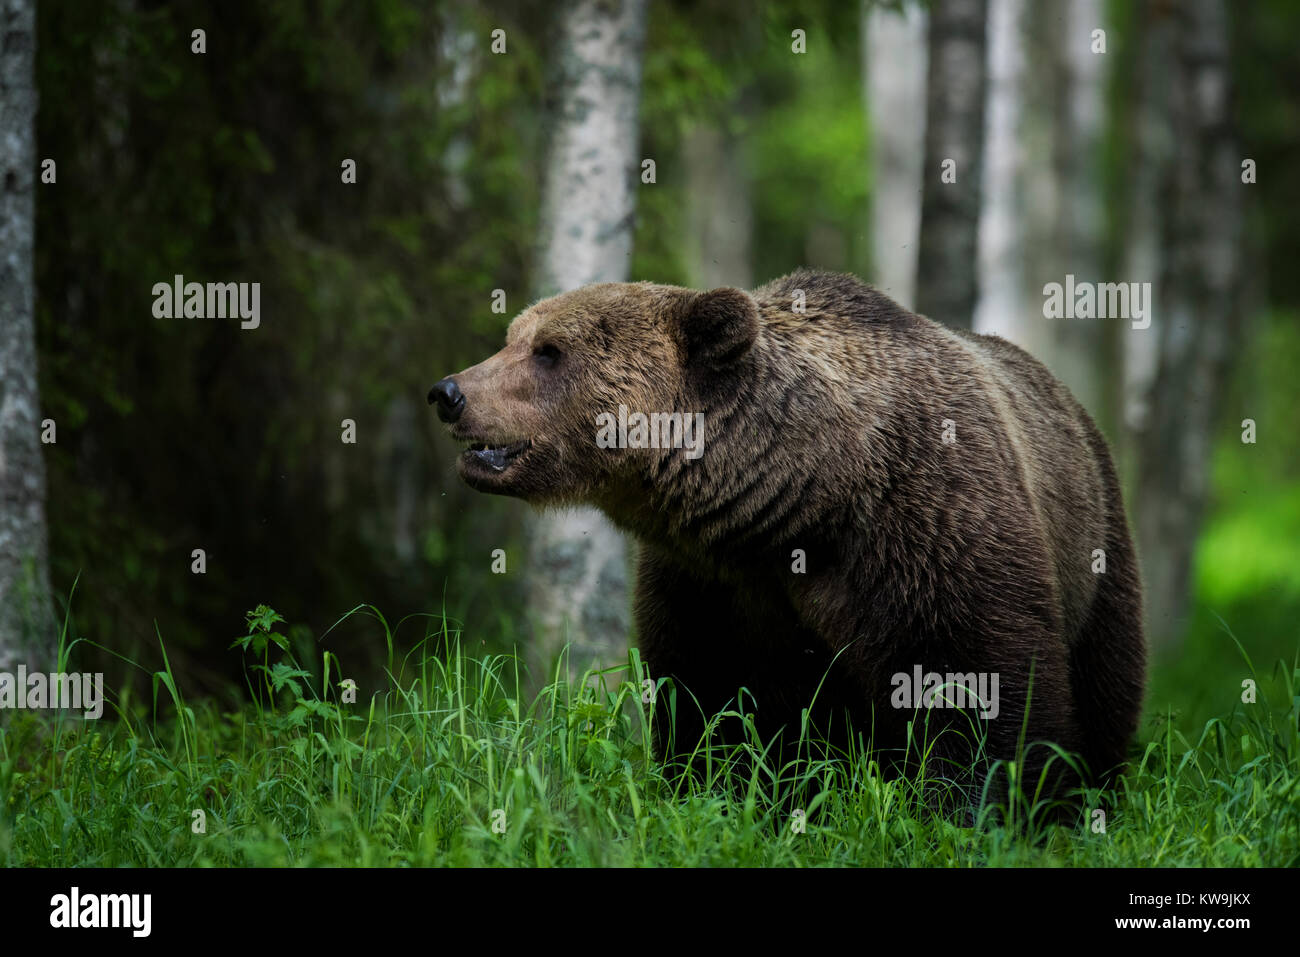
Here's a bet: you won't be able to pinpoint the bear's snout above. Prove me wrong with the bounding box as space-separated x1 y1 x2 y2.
428 377 465 423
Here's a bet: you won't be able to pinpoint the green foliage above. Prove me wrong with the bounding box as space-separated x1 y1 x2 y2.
34 1 546 682
749 45 870 281
231 604 289 658
1154 310 1300 731
633 2 869 284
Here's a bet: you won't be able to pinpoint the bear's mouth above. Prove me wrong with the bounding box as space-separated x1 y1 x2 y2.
459 438 532 473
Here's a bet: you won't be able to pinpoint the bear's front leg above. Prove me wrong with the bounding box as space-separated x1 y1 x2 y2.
633 547 752 771
634 546 873 777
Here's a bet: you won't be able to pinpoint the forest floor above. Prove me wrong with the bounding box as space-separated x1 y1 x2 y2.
3 603 1296 867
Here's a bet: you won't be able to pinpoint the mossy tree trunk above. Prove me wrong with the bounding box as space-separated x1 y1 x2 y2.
0 0 55 671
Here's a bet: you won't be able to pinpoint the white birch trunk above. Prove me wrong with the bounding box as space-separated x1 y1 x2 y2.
683 121 753 291
863 0 927 310
972 0 1029 343
527 0 648 685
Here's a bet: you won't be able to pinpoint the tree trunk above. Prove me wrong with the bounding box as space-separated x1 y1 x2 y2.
972 0 1030 344
1135 0 1243 648
0 0 55 671
863 0 927 310
1050 0 1110 422
683 120 752 291
914 0 988 330
527 0 648 686
1015 0 1065 370
436 6 476 210
1121 0 1176 464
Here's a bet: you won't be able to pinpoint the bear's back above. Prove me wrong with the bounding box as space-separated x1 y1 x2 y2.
747 269 1112 639
944 327 1110 643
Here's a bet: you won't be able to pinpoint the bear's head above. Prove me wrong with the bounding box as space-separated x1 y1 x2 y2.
429 281 760 508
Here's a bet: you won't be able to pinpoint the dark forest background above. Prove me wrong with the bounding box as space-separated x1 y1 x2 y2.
7 0 1298 729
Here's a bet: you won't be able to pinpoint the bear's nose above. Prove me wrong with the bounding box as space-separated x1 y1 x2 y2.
428 377 465 423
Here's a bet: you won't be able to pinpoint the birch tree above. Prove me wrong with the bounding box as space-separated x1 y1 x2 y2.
972 0 1031 345
0 0 55 670
684 120 752 291
985 0 1109 416
914 0 989 329
527 0 648 684
863 0 927 310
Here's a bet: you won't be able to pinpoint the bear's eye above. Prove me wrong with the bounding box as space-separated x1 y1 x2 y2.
533 343 562 368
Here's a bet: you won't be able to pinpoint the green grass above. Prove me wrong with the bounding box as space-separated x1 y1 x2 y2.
2 604 1297 867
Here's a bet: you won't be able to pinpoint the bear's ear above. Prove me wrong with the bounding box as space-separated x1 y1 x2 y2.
679 287 760 368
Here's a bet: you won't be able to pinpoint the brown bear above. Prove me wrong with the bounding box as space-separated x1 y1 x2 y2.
430 269 1146 806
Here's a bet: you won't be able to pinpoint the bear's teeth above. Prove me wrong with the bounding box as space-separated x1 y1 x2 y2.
464 439 528 472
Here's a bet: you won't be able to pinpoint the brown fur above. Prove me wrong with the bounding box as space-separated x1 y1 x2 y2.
435 269 1146 805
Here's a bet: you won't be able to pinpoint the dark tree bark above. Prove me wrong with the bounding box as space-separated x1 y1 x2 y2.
1050 0 1110 422
0 0 55 670
915 0 989 330
1120 0 1176 461
1136 0 1244 647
